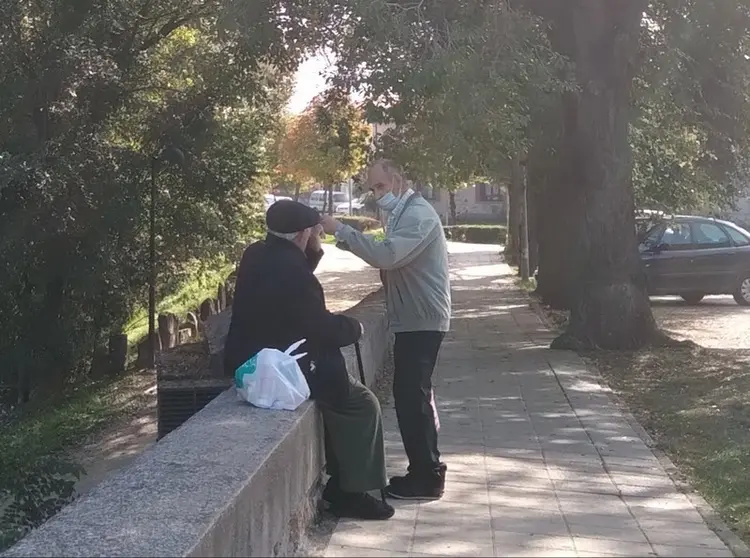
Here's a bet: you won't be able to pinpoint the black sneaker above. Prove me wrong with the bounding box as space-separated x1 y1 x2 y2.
386 463 447 500
329 491 395 520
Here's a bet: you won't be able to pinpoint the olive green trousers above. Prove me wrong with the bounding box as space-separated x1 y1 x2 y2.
318 376 388 493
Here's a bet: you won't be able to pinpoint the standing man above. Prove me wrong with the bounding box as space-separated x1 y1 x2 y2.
320 159 451 500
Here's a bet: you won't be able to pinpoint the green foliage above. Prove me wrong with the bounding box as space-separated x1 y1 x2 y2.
443 225 507 245
631 0 750 212
1 454 83 550
0 0 321 405
0 368 154 550
308 91 372 186
326 0 573 185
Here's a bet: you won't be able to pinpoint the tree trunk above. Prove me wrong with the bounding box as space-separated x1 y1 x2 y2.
527 118 577 310
505 164 522 267
448 191 457 225
545 0 667 350
517 156 530 281
526 163 539 279
293 183 301 202
327 184 334 216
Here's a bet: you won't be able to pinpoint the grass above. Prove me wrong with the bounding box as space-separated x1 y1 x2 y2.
589 347 750 542
0 370 154 460
123 261 235 349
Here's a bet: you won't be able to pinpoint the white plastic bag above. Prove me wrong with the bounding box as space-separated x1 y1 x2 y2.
234 339 311 411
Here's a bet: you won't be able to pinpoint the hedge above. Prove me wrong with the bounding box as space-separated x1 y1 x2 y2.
443 225 507 244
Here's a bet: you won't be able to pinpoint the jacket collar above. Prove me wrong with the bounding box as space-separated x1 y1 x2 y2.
264 232 306 261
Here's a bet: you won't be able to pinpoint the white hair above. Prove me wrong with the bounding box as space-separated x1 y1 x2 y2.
268 230 299 241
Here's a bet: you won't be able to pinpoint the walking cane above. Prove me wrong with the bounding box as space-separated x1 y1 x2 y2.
354 339 388 503
354 341 366 386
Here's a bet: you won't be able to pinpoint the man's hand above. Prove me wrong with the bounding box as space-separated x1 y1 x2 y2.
320 214 339 235
307 224 324 251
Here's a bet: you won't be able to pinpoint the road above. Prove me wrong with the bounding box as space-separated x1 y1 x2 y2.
651 296 750 349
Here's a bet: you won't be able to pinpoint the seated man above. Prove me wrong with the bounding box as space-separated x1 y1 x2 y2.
224 200 394 521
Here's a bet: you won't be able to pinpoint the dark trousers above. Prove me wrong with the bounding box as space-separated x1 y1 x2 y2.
393 331 445 475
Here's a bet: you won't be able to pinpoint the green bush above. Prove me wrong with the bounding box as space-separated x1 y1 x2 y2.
339 215 381 232
443 225 507 244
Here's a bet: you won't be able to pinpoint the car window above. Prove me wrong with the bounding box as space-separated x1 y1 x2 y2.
660 223 692 249
639 224 664 251
691 222 730 248
333 193 349 203
725 225 750 246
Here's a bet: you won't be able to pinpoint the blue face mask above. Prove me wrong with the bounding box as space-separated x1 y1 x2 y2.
376 191 399 211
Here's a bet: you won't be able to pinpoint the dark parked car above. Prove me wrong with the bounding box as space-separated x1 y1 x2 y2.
639 215 750 305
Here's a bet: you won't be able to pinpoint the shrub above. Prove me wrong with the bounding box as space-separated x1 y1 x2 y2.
443 225 507 244
0 453 83 551
339 215 381 232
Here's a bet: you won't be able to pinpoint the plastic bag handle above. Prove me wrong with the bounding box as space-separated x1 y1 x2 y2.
284 339 307 357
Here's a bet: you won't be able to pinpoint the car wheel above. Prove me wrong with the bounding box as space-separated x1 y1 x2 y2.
680 293 705 305
733 276 750 306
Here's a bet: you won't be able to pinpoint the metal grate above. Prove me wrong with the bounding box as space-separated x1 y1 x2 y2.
157 385 226 439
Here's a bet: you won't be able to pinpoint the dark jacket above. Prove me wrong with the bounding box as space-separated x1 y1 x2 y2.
224 233 361 405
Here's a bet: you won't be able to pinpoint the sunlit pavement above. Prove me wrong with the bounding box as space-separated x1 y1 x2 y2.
323 245 733 558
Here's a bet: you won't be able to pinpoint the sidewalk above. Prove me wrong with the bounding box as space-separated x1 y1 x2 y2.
322 245 734 558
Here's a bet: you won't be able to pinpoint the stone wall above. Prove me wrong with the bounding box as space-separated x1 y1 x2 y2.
2 290 392 558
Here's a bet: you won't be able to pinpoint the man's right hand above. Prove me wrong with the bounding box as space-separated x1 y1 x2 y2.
320 214 339 235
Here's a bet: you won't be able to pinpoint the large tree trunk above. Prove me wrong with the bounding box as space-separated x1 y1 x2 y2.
527 116 577 310
293 183 301 202
327 184 334 216
526 162 539 279
448 191 457 225
545 0 667 350
505 170 522 266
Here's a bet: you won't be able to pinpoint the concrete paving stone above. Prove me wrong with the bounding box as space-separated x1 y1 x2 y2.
608 471 674 487
552 479 620 496
411 535 493 557
488 485 559 510
542 450 604 465
488 473 555 491
540 443 601 458
556 493 632 518
643 528 728 549
546 465 608 482
602 454 663 470
616 484 683 498
500 550 578 557
324 544 411 557
440 481 490 505
566 521 649 543
485 446 545 461
629 507 708 525
490 514 568 536
417 500 491 521
650 545 733 557
446 470 488 485
328 517 415 552
493 531 575 551
484 435 541 451
573 536 655 556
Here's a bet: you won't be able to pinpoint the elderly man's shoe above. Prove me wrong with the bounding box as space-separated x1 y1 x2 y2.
329 491 395 520
386 463 447 500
